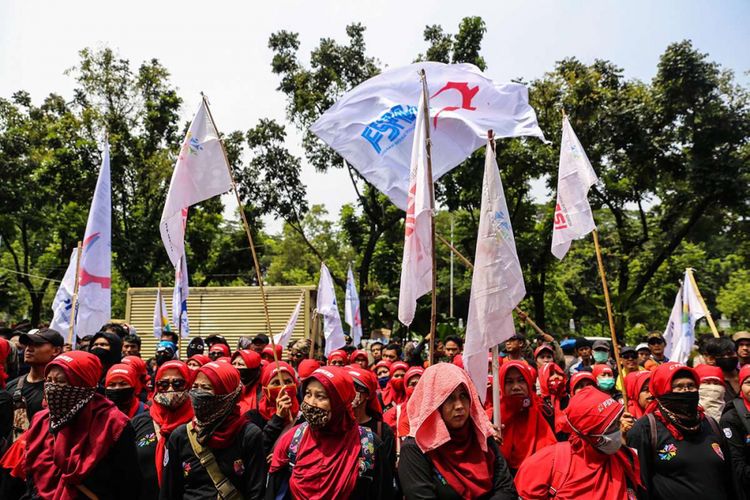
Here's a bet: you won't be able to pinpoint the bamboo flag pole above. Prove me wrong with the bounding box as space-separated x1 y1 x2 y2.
67 241 83 345
418 70 438 366
309 310 319 359
686 268 720 338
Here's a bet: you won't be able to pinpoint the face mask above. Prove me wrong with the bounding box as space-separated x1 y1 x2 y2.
391 378 405 392
547 378 565 396
90 347 118 367
716 357 738 372
189 388 239 426
154 390 189 409
658 391 699 422
594 429 622 455
300 401 331 428
238 367 261 387
155 353 173 366
698 384 726 420
378 376 389 389
105 387 135 413
44 382 96 432
593 351 609 363
597 377 615 391
406 386 416 398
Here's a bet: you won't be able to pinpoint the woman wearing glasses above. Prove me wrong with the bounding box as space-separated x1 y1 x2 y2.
132 360 194 499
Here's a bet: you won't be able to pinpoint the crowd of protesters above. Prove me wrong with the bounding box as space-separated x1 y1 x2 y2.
0 321 747 499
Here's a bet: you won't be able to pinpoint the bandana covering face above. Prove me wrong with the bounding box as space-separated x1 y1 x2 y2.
190 388 241 427
44 383 96 432
300 401 331 427
647 362 703 440
191 362 247 448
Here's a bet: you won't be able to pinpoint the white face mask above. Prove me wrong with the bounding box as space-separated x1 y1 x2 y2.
595 430 622 455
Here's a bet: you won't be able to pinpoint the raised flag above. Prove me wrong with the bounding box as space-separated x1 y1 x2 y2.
397 90 433 327
49 248 78 337
345 265 363 346
317 263 345 356
274 293 304 348
160 100 233 267
551 116 599 260
311 62 546 210
663 269 705 364
77 141 111 336
464 137 526 401
172 254 190 338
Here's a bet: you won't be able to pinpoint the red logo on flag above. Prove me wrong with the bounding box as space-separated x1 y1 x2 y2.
431 82 479 128
553 203 568 230
405 183 417 237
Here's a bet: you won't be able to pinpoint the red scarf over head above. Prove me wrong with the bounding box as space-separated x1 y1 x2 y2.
382 361 409 407
539 362 568 433
25 351 129 500
270 366 362 500
349 349 368 365
105 363 142 418
347 365 383 418
498 361 556 469
232 349 262 413
150 360 193 485
121 355 150 396
209 343 231 358
624 370 652 419
297 359 321 379
258 361 299 421
262 344 283 362
740 365 750 412
0 338 10 388
327 349 347 365
647 362 702 440
570 371 596 393
407 362 495 500
195 361 247 448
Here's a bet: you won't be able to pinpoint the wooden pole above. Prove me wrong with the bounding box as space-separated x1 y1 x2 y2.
592 229 627 406
418 70 438 366
68 241 83 345
686 268 720 338
309 310 319 359
491 344 501 434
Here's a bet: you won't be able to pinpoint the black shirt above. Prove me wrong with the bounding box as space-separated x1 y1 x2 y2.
5 375 44 421
720 399 750 492
362 417 397 499
245 410 290 457
398 436 516 500
131 412 160 500
160 422 266 500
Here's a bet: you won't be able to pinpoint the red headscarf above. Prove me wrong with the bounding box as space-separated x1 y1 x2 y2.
258 361 299 421
105 364 141 418
188 354 210 367
270 367 362 500
327 349 348 365
452 354 464 369
740 365 750 412
0 338 10 388
347 365 382 418
382 361 409 407
515 386 641 500
194 362 247 448
647 362 702 440
498 361 556 469
372 359 392 373
538 363 567 433
624 371 652 419
407 362 495 499
298 359 321 379
262 344 283 362
592 364 614 379
150 360 193 485
25 351 129 500
694 364 725 384
121 356 149 395
570 371 596 393
232 349 262 413
349 349 368 365
209 343 231 358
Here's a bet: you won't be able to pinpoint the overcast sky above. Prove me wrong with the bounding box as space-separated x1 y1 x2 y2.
2 0 748 233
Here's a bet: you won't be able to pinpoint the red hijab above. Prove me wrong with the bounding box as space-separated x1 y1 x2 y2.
0 338 10 388
624 371 652 419
270 367 362 500
407 362 495 499
121 355 149 396
105 364 142 418
327 349 348 365
209 343 231 358
382 361 409 407
570 371 596 393
740 365 750 412
25 351 129 500
349 349 368 366
347 365 383 418
647 362 702 440
194 362 247 448
297 359 321 379
258 361 299 421
498 361 556 469
262 344 283 362
694 364 725 384
150 360 193 485
232 349 262 413
539 362 568 433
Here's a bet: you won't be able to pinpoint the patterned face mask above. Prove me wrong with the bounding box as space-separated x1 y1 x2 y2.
300 401 331 428
154 390 189 410
44 382 96 432
189 386 240 427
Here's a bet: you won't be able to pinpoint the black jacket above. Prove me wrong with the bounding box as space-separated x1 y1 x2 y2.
720 399 750 492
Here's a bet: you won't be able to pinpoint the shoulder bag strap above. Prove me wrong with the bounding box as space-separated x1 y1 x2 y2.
732 399 750 435
186 422 244 500
548 443 571 497
76 484 99 500
647 413 658 456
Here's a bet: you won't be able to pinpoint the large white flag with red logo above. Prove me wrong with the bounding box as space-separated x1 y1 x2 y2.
311 62 546 210
77 141 111 336
345 265 363 346
551 116 599 260
160 100 233 267
663 269 705 364
317 263 346 356
398 91 432 327
464 138 526 401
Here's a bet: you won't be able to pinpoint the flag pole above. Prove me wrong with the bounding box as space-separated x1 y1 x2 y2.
309 310 319 359
686 268 720 338
418 69 438 366
591 229 627 407
67 241 83 345
201 94 285 383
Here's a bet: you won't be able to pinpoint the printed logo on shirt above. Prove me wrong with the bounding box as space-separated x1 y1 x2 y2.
137 432 157 447
657 443 677 461
722 427 732 439
183 461 192 478
712 442 724 461
233 459 245 476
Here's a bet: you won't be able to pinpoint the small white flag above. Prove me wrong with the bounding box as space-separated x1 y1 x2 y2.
49 248 78 338
464 138 526 401
160 100 233 267
345 265 363 346
274 293 304 348
398 90 433 327
172 254 190 338
317 263 345 356
551 116 598 260
153 287 171 339
663 269 706 364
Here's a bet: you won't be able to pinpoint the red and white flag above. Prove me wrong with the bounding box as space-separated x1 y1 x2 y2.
398 91 433 327
551 116 598 260
160 100 232 267
464 138 526 400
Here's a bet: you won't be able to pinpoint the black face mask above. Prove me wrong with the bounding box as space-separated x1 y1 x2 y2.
715 357 738 372
105 387 135 413
658 391 700 423
90 347 119 367
238 367 261 387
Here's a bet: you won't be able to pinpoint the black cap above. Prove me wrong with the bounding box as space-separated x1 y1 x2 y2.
620 346 636 356
575 338 593 349
592 340 610 351
205 334 229 347
251 333 269 345
20 328 64 348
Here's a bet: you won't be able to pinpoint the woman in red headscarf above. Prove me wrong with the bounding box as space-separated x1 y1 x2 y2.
626 362 740 499
515 386 643 499
231 349 263 414
131 360 193 499
538 362 569 439
24 351 140 499
592 363 622 401
383 366 423 437
105 363 148 418
349 349 370 369
186 354 210 371
122 355 151 401
381 361 409 410
262 344 283 364
619 370 652 439
569 371 596 394
249 361 299 456
327 349 348 367
208 343 231 362
269 366 388 499
373 359 392 390
398 362 515 499
720 364 750 491
497 360 556 472
161 361 266 499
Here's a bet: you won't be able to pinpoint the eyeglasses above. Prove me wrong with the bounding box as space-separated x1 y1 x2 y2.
156 379 187 391
671 382 698 393
292 352 305 358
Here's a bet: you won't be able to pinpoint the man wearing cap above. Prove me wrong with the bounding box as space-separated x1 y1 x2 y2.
249 333 269 354
644 332 669 371
636 343 651 367
6 328 64 424
504 333 532 365
733 331 750 368
616 346 645 392
567 338 594 375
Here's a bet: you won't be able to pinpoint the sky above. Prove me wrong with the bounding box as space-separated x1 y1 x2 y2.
2 0 748 233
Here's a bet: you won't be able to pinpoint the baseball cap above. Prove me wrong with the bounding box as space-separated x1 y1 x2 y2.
620 346 636 357
534 344 554 358
592 340 610 352
636 342 650 352
251 333 269 345
732 331 750 343
575 338 593 350
647 332 665 343
507 332 526 342
20 328 64 348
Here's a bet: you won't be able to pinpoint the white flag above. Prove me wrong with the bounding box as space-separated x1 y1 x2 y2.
274 293 304 348
153 288 171 339
345 265 363 346
398 90 433 327
172 254 190 338
160 100 233 267
49 248 78 338
663 270 706 364
311 62 546 210
77 141 112 336
551 116 599 260
317 263 345 356
464 138 526 401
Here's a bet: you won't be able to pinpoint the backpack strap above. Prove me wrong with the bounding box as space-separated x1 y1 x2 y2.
647 413 658 457
548 443 571 497
287 422 308 468
732 399 750 435
186 422 244 500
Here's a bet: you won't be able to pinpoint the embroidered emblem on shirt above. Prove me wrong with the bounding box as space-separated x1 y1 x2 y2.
722 427 732 439
712 442 724 461
137 432 157 447
233 459 245 476
657 443 677 461
183 461 192 478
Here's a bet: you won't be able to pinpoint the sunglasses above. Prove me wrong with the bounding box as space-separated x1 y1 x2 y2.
647 339 664 345
156 379 187 391
621 354 637 360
